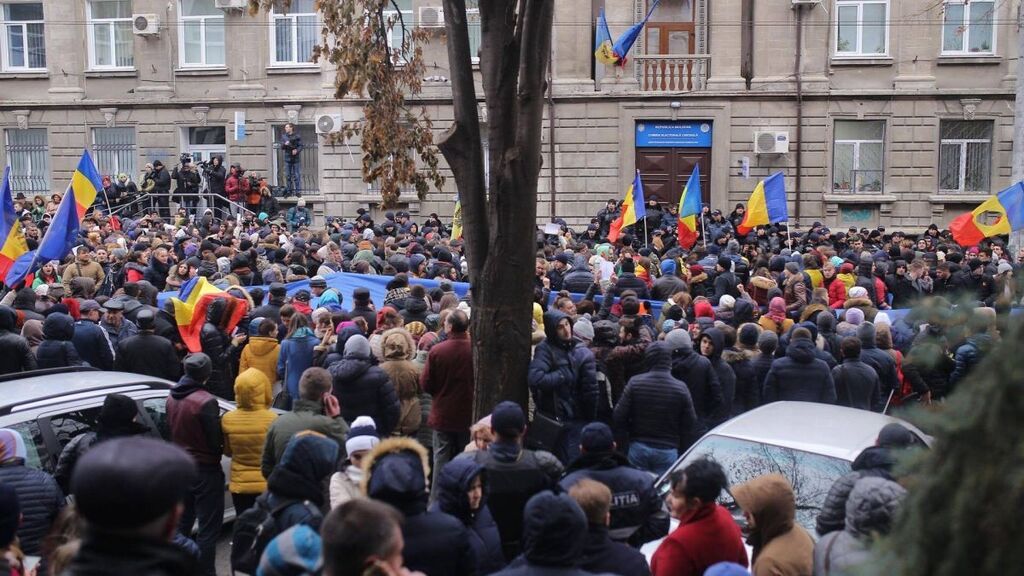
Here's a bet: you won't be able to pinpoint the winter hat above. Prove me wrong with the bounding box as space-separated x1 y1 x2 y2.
874 312 892 327
665 328 692 352
738 323 760 348
573 317 595 342
491 401 526 436
877 423 916 448
660 259 677 276
343 334 371 358
0 428 27 462
0 484 19 548
705 563 751 576
345 416 381 456
757 330 778 354
579 422 614 452
998 261 1013 275
353 287 371 304
719 294 736 311
844 307 865 326
661 319 676 334
848 286 868 299
249 317 267 336
694 300 715 319
183 352 212 382
717 256 733 272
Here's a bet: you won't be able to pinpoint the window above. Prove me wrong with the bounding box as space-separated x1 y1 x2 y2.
1 2 45 71
467 1 480 61
180 0 224 67
942 1 995 55
92 127 136 179
383 0 413 57
87 0 133 69
142 397 170 440
835 0 888 56
9 420 49 471
833 120 884 193
47 408 103 450
939 121 992 194
4 127 49 195
272 124 318 193
270 0 317 66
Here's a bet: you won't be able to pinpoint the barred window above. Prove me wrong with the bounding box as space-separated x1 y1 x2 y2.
91 127 136 179
4 128 49 195
271 124 318 193
939 121 992 194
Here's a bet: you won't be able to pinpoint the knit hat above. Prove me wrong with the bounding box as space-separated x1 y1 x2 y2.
249 317 267 336
717 255 733 271
665 328 692 352
738 323 760 347
719 294 736 310
877 423 916 448
183 352 212 382
345 416 381 456
257 524 323 576
874 312 892 327
579 422 614 452
757 330 778 354
704 563 751 576
848 286 868 299
844 307 865 325
998 261 1013 275
661 319 676 334
573 317 595 342
344 334 371 358
491 401 526 436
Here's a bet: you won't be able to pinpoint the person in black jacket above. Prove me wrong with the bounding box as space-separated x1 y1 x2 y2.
610 258 650 300
199 297 247 400
72 300 115 370
488 491 592 576
0 305 36 375
710 256 740 306
561 255 595 294
37 312 87 369
329 334 401 435
365 437 477 576
0 428 64 557
721 325 759 416
856 322 900 397
568 479 651 576
595 199 620 240
695 327 734 427
613 342 696 476
432 458 506 574
651 259 687 302
206 155 227 215
665 329 723 441
751 330 777 399
116 309 182 381
250 282 287 324
763 327 837 404
281 122 304 196
560 423 668 547
349 287 377 333
144 247 172 292
831 337 882 411
149 160 172 218
170 161 201 215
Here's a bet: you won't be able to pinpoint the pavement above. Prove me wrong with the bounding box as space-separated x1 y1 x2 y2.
216 527 233 575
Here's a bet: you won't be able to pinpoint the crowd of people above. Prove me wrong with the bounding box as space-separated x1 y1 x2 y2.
0 193 1013 576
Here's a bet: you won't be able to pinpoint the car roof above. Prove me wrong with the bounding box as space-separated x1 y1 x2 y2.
708 401 931 462
0 368 174 416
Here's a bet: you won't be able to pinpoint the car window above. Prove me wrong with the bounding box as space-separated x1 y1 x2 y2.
142 397 171 441
48 408 103 451
8 420 49 472
658 434 852 534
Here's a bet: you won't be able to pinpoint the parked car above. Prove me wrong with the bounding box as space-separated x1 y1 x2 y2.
0 367 248 522
641 401 931 560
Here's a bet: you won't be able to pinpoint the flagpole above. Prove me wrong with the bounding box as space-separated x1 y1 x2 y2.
700 210 707 248
643 218 649 248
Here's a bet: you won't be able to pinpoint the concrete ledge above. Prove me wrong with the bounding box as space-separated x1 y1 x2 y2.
175 68 229 77
85 69 137 78
822 194 898 204
266 66 320 75
928 194 990 204
936 56 1001 66
0 72 47 79
830 57 894 67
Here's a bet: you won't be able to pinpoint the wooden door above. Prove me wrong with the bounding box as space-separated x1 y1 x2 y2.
636 147 711 208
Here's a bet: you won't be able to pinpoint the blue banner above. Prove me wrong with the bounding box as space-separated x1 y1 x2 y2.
636 121 713 148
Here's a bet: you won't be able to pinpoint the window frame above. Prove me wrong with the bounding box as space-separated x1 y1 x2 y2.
0 2 46 72
940 0 996 56
382 0 413 60
178 0 225 68
91 126 137 179
833 0 889 58
4 127 50 195
938 120 992 194
832 120 885 194
270 123 319 193
268 0 318 68
86 0 134 70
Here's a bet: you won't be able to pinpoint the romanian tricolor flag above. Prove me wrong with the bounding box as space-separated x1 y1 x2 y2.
608 170 647 243
736 172 788 236
5 150 103 287
949 182 1024 247
0 167 29 280
171 276 249 352
677 165 702 250
594 8 618 65
451 196 463 240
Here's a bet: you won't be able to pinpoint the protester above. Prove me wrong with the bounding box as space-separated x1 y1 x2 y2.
0 428 64 558
432 458 507 574
421 309 474 486
329 416 379 508
488 491 591 576
329 334 400 435
262 367 349 478
733 474 814 576
813 477 906 576
568 479 650 576
221 368 278 515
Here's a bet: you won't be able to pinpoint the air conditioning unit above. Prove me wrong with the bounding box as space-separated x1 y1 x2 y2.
792 0 822 5
418 6 444 28
132 14 159 35
316 113 343 135
215 0 247 10
754 131 790 154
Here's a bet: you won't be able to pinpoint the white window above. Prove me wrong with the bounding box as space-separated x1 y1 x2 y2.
942 1 995 55
4 128 49 195
833 120 884 193
270 0 317 66
467 0 480 62
1 3 45 71
383 0 412 56
92 127 136 179
87 0 133 69
179 0 224 67
939 121 992 194
835 0 888 57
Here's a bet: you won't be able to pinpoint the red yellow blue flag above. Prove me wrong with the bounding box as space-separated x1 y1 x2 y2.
0 167 29 279
736 172 788 236
677 165 701 249
949 181 1024 247
608 170 647 243
171 276 249 352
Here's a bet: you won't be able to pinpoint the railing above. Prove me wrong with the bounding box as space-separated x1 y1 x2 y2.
832 169 885 194
103 192 258 223
633 54 711 92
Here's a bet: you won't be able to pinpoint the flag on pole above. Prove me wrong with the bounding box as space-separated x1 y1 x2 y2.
677 165 701 250
949 181 1024 247
594 8 618 65
736 172 788 236
451 196 463 240
608 171 647 243
0 167 29 280
5 150 103 287
171 276 249 352
611 0 661 65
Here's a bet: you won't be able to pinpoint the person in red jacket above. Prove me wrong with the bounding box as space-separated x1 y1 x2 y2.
420 308 474 494
651 457 748 576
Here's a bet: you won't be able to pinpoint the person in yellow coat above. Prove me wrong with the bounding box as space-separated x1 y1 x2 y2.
222 368 278 515
239 318 280 403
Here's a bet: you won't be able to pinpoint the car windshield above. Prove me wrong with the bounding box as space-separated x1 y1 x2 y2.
656 434 852 534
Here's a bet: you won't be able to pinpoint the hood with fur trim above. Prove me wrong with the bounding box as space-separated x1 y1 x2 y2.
362 437 431 516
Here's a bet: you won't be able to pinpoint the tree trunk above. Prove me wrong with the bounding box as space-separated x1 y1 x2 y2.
438 0 554 418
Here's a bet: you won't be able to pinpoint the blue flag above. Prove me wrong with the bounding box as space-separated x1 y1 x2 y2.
612 0 661 64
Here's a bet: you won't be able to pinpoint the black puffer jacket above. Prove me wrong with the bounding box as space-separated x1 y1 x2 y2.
561 257 595 294
697 328 734 427
762 338 836 404
528 310 598 423
432 458 506 574
613 342 696 450
0 306 36 374
328 335 400 435
36 313 86 369
669 338 724 437
0 459 64 556
832 359 882 411
610 273 650 300
857 322 899 396
815 445 897 536
399 295 430 325
199 298 239 400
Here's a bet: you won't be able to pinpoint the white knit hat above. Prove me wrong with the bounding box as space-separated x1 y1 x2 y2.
345 416 380 455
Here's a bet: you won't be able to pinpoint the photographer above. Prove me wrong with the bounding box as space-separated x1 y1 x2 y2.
171 155 201 215
207 155 227 216
286 197 312 232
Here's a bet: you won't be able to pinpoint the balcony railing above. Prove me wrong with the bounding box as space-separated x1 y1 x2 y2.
633 54 711 92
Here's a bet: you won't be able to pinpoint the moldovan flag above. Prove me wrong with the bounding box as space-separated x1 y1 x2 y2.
949 182 1024 247
677 165 701 249
594 8 618 65
171 276 249 352
5 150 103 287
0 167 29 279
736 172 788 236
611 0 661 65
608 170 647 243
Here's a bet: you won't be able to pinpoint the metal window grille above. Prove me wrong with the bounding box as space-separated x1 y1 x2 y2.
271 124 319 193
4 128 49 195
91 127 136 179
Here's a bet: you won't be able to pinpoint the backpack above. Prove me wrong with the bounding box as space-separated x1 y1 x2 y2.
230 495 321 574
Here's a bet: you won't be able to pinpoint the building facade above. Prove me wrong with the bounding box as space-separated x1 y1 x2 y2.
0 0 1018 231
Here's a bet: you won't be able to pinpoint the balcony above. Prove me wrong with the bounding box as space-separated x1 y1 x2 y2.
633 54 710 92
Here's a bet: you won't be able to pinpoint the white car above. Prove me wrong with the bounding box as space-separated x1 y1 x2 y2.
640 401 931 561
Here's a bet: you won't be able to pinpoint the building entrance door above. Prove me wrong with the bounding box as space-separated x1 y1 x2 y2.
635 147 710 208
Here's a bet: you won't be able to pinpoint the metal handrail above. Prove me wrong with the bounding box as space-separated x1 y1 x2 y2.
103 192 258 222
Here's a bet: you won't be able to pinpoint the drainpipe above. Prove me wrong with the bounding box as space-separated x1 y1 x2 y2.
741 0 754 90
794 4 804 225
548 45 557 220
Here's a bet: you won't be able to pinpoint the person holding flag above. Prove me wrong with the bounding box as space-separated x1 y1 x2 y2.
0 166 30 280
677 165 702 250
608 171 647 244
736 172 789 237
949 182 1024 247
